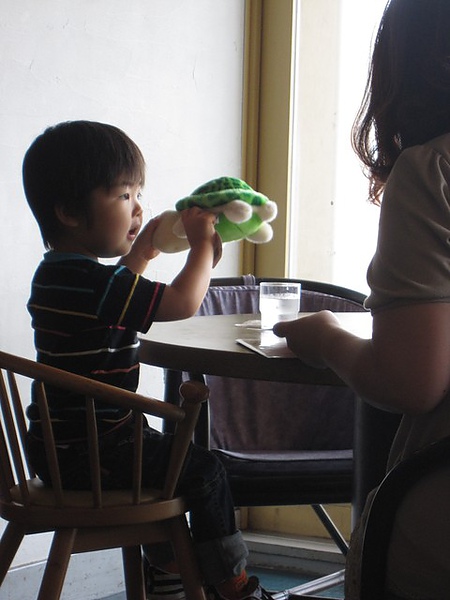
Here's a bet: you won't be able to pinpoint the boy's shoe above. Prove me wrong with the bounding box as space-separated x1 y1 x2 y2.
208 576 274 600
238 576 274 600
146 565 186 600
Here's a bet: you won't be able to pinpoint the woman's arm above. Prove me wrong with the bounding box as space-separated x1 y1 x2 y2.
274 302 450 415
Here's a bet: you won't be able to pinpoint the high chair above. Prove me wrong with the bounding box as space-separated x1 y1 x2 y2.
0 350 208 600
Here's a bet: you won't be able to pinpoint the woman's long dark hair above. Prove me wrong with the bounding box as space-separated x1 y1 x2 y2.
352 0 450 204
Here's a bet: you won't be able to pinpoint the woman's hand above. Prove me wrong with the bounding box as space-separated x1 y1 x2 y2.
273 310 342 368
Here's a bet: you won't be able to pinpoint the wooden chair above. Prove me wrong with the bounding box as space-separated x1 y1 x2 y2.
0 350 209 600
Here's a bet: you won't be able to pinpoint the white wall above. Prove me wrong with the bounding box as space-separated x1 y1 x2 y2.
0 0 244 593
332 0 386 294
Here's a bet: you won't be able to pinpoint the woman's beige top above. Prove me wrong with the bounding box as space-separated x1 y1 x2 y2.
350 133 450 599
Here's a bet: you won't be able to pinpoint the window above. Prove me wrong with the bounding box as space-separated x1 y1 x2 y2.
245 0 387 294
289 0 387 293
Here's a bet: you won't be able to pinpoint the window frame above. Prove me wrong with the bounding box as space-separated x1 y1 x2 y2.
241 0 296 277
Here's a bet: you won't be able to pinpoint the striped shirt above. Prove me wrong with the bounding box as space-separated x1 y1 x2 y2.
27 252 165 440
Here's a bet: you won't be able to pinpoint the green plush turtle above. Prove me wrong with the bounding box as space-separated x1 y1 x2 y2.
152 176 277 253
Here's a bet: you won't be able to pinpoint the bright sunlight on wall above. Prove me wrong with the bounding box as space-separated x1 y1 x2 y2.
289 0 387 294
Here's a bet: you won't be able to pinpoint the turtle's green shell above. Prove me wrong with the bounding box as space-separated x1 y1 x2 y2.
175 177 269 211
193 176 253 195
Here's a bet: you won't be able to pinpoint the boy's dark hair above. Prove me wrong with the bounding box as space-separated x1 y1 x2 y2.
23 120 146 248
352 0 450 204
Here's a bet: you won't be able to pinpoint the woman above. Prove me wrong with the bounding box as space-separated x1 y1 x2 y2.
274 1 450 598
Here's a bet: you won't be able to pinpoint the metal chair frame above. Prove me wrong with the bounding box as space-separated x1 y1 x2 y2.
171 275 367 597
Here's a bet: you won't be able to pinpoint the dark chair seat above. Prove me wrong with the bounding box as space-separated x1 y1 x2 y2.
213 449 353 505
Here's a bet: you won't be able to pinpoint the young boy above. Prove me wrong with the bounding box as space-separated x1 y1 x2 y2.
23 120 269 600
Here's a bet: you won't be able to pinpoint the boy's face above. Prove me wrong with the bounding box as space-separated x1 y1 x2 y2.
87 179 144 258
57 178 144 259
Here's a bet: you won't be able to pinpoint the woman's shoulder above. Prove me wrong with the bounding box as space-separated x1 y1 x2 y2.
423 132 450 156
387 133 450 195
401 132 450 165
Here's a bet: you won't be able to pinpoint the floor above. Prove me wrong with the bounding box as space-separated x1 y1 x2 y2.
103 566 344 599
248 566 344 598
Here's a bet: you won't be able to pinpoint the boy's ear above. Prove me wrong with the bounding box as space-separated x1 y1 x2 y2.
54 204 81 228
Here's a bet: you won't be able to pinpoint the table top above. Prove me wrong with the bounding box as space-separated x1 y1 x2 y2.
139 312 372 386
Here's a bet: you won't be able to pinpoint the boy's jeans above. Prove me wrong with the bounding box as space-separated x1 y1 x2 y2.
26 419 248 585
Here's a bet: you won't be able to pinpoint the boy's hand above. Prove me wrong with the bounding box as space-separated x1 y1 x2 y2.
132 216 162 262
181 207 217 247
211 231 222 268
119 216 161 274
181 207 222 267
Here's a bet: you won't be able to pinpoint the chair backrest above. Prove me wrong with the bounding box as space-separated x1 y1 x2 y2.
199 275 366 318
0 350 208 511
196 277 366 453
359 434 450 600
